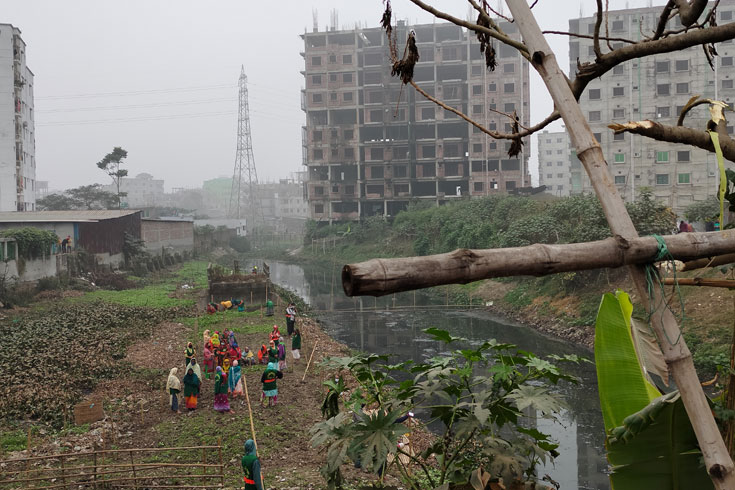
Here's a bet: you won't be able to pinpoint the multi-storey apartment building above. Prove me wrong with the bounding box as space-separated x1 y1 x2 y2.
106 172 165 208
537 130 572 196
0 24 36 211
571 2 735 213
301 20 530 222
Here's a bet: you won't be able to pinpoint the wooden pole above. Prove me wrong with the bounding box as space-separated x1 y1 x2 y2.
682 252 735 271
217 437 223 488
505 0 735 486
201 448 206 476
242 366 258 451
129 450 138 490
139 400 144 425
302 342 318 382
663 278 735 288
93 448 98 489
341 231 735 296
60 455 67 490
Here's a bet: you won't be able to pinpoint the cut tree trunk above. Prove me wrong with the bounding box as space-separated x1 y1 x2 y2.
505 0 735 487
681 252 735 271
663 278 735 288
342 231 735 296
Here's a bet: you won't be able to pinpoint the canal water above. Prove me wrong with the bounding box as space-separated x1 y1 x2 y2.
268 261 610 490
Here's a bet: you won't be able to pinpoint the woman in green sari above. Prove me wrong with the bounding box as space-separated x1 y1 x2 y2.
182 367 200 410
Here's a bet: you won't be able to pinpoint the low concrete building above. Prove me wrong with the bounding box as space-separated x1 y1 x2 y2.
0 210 142 266
141 217 194 253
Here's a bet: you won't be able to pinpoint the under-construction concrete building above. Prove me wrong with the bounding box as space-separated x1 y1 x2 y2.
301 20 530 222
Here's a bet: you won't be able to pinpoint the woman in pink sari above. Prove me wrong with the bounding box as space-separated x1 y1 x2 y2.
203 341 215 379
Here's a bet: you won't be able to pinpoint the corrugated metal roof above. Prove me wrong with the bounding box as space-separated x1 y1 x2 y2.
0 210 141 223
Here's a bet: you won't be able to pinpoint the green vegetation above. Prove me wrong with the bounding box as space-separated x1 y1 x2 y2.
1 227 59 258
312 328 585 489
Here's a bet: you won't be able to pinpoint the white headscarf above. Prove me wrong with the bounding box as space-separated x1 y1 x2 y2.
166 367 181 391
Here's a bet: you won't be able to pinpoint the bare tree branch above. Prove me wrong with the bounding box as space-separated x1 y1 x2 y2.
542 30 636 44
593 0 604 58
677 98 712 126
406 0 529 56
654 1 677 39
675 0 710 27
609 119 735 162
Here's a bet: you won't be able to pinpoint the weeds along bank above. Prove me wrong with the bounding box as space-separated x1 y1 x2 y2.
298 192 733 374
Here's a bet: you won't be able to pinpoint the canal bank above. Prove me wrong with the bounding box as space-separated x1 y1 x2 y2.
267 260 611 490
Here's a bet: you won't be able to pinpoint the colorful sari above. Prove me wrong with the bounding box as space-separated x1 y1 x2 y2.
211 332 221 348
182 368 200 410
214 367 231 412
203 342 214 379
229 361 243 397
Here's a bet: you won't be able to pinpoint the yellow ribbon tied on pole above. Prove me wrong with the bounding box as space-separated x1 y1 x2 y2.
708 130 726 228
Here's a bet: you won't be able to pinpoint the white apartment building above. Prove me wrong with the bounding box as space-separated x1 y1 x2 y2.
571 1 735 213
537 131 571 196
107 172 165 208
0 24 36 211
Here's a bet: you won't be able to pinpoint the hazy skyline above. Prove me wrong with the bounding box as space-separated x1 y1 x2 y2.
4 0 664 192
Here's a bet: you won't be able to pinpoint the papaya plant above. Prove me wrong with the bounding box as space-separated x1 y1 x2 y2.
310 328 583 489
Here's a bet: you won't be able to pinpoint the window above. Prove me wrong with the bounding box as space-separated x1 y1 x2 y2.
611 20 624 31
314 204 324 214
342 54 352 64
369 109 382 122
588 45 596 56
655 174 669 185
329 73 337 82
504 102 516 112
614 153 625 163
488 82 497 92
471 65 482 76
344 92 353 101
723 79 734 89
313 130 322 142
370 165 384 177
472 85 483 95
503 63 515 73
328 54 337 63
556 173 564 178
503 83 515 93
557 185 564 191
557 149 563 154
613 65 624 75
593 132 602 142
589 88 601 100
657 84 670 96
589 111 601 121
676 82 689 94
657 106 671 117
678 173 691 184
472 143 482 153
613 108 625 118
612 86 625 97
312 93 323 103
421 145 435 158
675 60 689 71
342 73 353 83
313 149 323 160
656 61 670 73
557 161 564 166
656 151 669 163
421 107 435 120
614 132 625 141
330 92 337 101
614 175 626 184
311 75 322 85
723 57 734 67
473 182 484 192
505 181 516 190
472 104 484 114
546 173 553 179
344 148 354 159
677 150 690 162
344 129 354 140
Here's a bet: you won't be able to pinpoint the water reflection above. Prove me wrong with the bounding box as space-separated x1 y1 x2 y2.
269 261 610 489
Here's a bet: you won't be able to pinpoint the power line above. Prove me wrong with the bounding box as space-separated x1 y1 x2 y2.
35 110 238 127
36 83 237 100
36 97 235 113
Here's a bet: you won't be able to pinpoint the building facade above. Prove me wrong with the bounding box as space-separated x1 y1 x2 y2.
0 24 36 212
301 20 530 222
537 131 572 196
106 172 164 208
571 1 735 212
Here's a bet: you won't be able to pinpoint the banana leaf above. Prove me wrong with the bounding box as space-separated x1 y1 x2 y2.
606 391 713 490
595 290 660 432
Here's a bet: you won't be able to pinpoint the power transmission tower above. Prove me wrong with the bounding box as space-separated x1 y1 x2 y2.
229 66 260 229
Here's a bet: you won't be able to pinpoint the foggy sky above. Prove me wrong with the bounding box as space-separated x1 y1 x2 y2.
3 0 665 192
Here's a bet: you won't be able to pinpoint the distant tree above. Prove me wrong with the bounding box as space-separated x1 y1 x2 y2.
67 184 118 210
36 193 81 211
96 147 128 209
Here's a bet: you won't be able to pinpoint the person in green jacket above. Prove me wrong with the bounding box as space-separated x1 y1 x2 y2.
267 340 279 364
291 328 302 363
241 439 263 490
260 362 283 407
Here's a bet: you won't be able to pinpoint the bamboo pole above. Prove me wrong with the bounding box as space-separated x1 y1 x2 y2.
342 231 735 296
129 450 138 490
681 252 735 271
93 447 98 489
242 366 258 450
505 0 735 486
302 342 318 382
662 278 735 288
217 438 223 488
60 455 67 490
